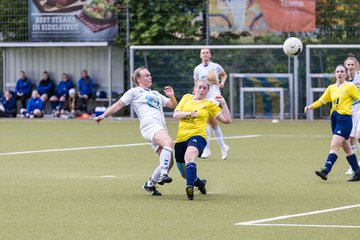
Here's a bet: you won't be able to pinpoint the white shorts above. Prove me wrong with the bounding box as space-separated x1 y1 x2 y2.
206 84 221 105
140 120 167 151
350 111 360 137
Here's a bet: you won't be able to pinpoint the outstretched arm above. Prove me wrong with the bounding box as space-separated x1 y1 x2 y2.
94 100 125 124
304 100 323 114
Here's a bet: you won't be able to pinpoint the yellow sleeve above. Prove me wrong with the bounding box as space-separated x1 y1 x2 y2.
349 84 360 102
175 94 191 112
310 100 323 109
319 86 331 104
208 101 222 118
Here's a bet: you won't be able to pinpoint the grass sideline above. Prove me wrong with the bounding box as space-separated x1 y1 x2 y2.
0 119 359 240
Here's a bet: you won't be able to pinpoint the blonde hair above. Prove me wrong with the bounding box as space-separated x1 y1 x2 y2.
205 70 219 85
131 67 147 86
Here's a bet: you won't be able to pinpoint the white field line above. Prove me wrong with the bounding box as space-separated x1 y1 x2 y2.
241 223 360 229
0 134 260 156
235 204 360 229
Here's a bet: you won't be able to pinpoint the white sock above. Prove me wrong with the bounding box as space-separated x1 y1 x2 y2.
205 124 211 149
148 165 162 186
212 125 226 148
160 146 172 175
352 145 357 155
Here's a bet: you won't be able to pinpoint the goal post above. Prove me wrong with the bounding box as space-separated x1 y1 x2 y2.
129 45 297 119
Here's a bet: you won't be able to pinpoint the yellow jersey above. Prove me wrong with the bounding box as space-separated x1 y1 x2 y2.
319 82 360 115
175 94 222 142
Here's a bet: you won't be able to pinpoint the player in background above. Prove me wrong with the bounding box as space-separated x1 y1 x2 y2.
193 48 230 160
304 64 360 182
173 80 232 200
94 67 177 196
344 53 360 175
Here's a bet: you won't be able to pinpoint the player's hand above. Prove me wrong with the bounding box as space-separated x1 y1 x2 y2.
215 95 225 103
219 83 224 88
94 115 105 125
304 106 311 114
190 110 198 118
163 86 174 97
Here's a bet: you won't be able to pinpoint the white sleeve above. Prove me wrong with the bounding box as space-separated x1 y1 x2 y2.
215 63 225 75
160 94 169 108
193 66 199 80
119 88 136 106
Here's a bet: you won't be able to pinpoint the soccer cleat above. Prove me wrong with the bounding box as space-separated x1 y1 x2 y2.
347 173 360 182
196 179 207 195
157 174 172 185
315 169 328 181
221 145 230 160
200 147 211 159
186 186 194 200
345 166 354 176
143 182 162 196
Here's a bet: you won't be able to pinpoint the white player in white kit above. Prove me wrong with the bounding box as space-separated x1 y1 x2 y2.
193 48 230 160
95 67 177 196
344 54 360 175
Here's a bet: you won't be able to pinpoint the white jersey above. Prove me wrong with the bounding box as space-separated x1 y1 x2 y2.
193 62 225 103
120 87 169 141
351 71 360 113
193 62 225 82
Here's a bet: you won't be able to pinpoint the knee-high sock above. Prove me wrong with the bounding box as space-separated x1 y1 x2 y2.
147 165 162 187
212 125 226 148
160 146 172 175
346 154 360 174
185 162 197 186
352 145 357 155
323 153 338 173
205 124 211 149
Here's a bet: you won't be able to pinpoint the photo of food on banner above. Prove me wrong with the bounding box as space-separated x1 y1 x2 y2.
32 0 117 34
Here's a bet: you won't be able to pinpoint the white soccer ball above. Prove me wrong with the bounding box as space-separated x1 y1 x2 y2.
283 37 303 57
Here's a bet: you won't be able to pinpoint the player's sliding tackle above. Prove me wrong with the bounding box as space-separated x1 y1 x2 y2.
94 67 177 196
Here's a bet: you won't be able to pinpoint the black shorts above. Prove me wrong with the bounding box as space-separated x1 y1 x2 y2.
174 136 207 163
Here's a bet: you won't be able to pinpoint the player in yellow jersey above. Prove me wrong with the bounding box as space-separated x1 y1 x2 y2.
173 80 231 200
305 64 360 182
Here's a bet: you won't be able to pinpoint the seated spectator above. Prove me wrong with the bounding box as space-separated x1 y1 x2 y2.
78 69 93 113
58 88 83 119
0 90 17 118
15 70 32 110
20 90 44 118
50 73 74 117
37 71 55 102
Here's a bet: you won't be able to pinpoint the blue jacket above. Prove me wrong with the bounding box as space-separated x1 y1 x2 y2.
78 77 93 96
15 78 32 95
56 80 74 97
0 92 16 113
37 79 55 95
26 97 44 113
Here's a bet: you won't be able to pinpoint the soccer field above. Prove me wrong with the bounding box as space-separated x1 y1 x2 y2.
0 119 359 240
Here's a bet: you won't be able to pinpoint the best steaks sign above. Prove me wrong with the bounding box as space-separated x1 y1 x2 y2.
29 0 118 41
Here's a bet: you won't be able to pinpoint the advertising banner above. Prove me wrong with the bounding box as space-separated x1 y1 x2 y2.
209 0 315 35
29 0 118 41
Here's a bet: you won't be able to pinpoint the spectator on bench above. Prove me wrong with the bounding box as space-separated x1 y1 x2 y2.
20 90 44 118
15 70 32 110
0 90 17 118
50 73 74 117
37 71 55 103
78 69 93 113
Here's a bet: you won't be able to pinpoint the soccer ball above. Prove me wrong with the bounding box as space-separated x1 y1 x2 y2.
283 37 303 57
